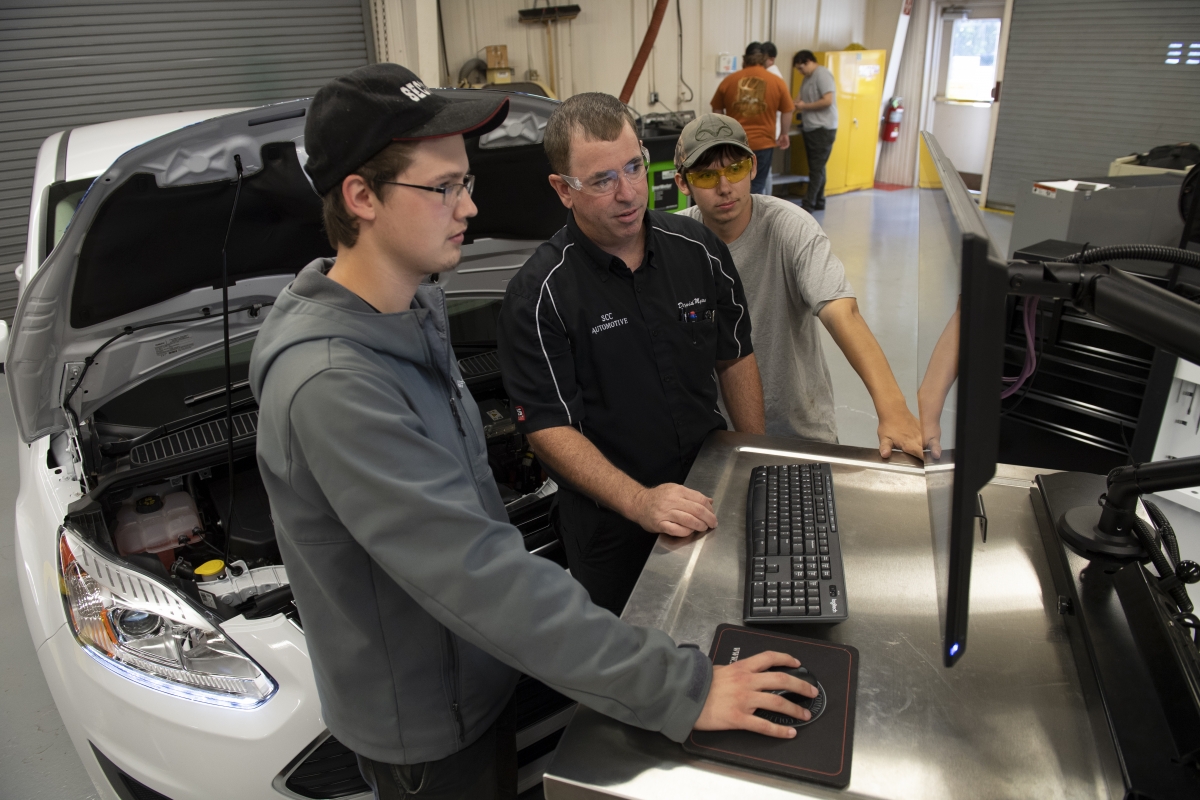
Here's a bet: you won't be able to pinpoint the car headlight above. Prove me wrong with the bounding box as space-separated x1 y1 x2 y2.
58 527 276 708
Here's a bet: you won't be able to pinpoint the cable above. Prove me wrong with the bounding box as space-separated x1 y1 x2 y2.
1133 516 1194 613
1144 498 1182 567
676 0 694 104
1000 298 1054 418
1061 243 1200 269
220 156 245 569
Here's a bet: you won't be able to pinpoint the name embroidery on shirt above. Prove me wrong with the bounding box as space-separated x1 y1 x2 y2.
677 297 706 309
591 312 629 335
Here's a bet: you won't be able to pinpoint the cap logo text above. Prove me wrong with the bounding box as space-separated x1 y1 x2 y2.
400 80 431 103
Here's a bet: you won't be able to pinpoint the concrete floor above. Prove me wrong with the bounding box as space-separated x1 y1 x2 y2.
1 188 1195 799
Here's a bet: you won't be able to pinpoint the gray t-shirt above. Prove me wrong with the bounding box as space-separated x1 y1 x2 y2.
799 65 837 131
682 195 854 443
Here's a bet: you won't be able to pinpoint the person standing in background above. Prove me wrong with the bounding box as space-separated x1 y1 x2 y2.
793 49 837 212
760 41 791 196
711 42 793 195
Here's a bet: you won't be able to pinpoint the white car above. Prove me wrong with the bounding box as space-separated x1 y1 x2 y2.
9 91 571 800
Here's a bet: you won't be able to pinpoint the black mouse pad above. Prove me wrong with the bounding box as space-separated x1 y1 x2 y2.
683 624 858 788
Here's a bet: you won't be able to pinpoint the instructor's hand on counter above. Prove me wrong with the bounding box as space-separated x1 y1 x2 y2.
527 426 720 536
695 651 818 738
628 483 718 537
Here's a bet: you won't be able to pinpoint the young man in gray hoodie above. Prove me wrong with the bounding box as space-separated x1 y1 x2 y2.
249 64 815 800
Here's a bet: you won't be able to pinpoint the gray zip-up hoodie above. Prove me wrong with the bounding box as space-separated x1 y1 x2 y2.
250 259 711 765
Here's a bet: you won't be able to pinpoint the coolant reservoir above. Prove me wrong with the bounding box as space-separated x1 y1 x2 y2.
113 485 203 555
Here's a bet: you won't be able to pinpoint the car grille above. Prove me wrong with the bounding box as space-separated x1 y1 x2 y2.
457 350 502 382
285 735 370 799
129 410 258 466
119 774 174 800
91 744 175 800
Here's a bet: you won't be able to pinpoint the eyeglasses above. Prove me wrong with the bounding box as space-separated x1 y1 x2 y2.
558 147 650 195
685 158 753 190
378 174 476 207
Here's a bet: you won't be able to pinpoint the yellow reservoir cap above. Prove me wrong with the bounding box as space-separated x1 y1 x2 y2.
195 560 226 578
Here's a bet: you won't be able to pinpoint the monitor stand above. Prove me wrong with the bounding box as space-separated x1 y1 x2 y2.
1034 472 1200 797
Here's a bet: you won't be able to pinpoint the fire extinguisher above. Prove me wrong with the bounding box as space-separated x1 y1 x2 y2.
881 97 904 142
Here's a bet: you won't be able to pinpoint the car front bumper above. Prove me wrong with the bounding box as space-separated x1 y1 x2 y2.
36 613 332 800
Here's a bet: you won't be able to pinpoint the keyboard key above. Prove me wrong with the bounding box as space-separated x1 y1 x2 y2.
808 604 822 616
752 581 765 596
752 571 765 581
751 606 779 617
754 541 766 556
821 571 832 580
780 606 807 617
752 596 766 606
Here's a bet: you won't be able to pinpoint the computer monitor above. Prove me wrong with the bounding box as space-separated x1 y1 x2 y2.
917 133 1009 667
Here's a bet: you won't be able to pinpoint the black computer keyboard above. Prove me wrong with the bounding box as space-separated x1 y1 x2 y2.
743 463 849 623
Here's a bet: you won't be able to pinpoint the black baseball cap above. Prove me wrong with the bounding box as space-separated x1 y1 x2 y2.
304 63 510 195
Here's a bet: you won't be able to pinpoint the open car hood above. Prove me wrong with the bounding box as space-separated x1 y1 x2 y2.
7 90 564 444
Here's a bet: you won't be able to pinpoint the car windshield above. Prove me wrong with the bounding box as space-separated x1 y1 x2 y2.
95 338 256 430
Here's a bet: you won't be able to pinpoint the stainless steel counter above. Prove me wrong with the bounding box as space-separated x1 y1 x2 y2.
543 432 1119 800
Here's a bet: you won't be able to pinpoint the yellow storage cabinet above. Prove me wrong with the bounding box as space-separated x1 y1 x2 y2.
791 49 885 196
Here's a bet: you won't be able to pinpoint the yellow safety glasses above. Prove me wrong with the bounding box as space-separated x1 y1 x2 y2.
686 157 753 189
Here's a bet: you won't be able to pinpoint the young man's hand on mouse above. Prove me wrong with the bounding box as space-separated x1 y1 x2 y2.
694 651 819 738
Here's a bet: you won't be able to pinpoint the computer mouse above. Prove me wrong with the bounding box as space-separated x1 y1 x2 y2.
754 665 827 727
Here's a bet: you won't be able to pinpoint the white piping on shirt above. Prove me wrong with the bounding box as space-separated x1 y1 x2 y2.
536 243 574 424
651 226 744 358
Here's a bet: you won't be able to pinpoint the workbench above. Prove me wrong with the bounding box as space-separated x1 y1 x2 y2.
542 431 1120 799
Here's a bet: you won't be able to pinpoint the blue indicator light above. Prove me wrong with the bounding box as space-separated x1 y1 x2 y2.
949 643 960 657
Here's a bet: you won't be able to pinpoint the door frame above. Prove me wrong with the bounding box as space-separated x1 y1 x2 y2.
916 0 1010 190
978 0 1015 209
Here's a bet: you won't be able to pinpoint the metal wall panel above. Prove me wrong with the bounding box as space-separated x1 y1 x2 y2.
0 0 373 324
987 0 1200 210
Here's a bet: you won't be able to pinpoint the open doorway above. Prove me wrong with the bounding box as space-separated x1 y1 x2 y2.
925 1 1004 191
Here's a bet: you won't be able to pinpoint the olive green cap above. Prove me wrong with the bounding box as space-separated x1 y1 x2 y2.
674 113 755 170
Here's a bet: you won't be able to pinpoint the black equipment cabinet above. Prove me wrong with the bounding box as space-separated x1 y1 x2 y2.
998 239 1187 474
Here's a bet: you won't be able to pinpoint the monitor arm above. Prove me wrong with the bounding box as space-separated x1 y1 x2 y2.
1003 254 1200 570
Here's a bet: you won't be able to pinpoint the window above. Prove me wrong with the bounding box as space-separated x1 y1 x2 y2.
1164 42 1200 66
945 18 1002 102
43 178 93 262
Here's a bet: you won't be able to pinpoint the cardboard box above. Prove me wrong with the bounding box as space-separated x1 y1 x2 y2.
487 67 513 84
485 45 509 69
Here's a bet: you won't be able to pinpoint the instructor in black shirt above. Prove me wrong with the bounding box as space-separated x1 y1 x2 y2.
498 93 766 614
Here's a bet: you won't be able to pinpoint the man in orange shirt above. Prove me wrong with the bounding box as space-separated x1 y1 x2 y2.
711 42 794 195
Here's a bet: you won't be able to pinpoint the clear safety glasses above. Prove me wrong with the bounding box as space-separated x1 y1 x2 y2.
559 147 651 195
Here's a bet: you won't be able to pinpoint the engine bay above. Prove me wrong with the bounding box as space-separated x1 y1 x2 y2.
58 309 559 625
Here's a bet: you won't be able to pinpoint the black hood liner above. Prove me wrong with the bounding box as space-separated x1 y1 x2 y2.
71 142 333 329
463 139 566 243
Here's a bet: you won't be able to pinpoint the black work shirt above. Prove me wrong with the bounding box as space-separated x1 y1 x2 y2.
497 209 753 488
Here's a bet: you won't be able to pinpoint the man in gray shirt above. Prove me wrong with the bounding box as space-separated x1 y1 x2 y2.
676 114 923 457
794 49 837 212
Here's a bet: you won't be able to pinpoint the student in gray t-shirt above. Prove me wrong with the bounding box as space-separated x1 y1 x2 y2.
674 113 923 458
793 50 838 212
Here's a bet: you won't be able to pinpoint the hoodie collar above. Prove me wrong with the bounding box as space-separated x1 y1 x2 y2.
249 258 462 399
